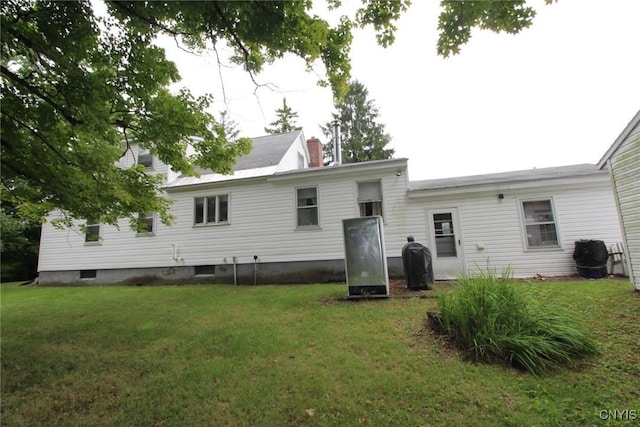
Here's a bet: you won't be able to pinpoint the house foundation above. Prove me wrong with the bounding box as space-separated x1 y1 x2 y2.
38 257 404 286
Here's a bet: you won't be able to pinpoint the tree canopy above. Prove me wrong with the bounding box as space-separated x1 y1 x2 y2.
0 202 40 281
264 98 302 135
322 80 394 164
1 0 548 228
437 0 554 57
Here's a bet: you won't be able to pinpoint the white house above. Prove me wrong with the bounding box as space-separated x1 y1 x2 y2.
38 130 624 285
598 109 640 291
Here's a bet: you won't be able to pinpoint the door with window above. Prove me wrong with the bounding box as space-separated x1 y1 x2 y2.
427 208 464 279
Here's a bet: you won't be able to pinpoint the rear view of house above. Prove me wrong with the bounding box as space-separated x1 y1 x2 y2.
38 131 624 285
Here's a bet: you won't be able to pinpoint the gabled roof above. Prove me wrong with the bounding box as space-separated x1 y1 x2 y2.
598 109 640 169
409 164 607 192
233 130 303 171
167 130 303 188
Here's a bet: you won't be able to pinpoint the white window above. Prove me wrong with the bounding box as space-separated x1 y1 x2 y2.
138 149 154 169
296 187 319 227
297 152 305 169
85 220 100 244
433 213 457 257
358 181 383 217
521 199 559 248
194 195 229 225
137 212 155 235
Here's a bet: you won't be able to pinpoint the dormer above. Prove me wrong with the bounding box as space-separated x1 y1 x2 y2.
116 143 180 185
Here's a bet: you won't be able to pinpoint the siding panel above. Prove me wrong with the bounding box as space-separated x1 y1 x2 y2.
609 119 640 288
38 160 623 283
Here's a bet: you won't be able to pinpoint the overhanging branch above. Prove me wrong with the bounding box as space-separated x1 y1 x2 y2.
1 65 82 126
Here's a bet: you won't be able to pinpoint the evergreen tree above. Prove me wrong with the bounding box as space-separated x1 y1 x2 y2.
218 111 240 141
264 98 302 134
322 80 394 163
1 0 548 226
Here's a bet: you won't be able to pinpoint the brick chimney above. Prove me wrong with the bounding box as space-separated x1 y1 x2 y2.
306 137 323 168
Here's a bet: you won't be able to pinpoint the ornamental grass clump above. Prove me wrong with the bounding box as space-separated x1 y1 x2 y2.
433 270 598 374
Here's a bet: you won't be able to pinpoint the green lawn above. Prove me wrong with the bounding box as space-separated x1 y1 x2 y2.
1 280 638 426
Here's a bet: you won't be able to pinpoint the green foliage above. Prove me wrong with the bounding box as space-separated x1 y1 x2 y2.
434 271 598 374
437 0 555 57
0 0 252 228
1 0 548 228
322 80 395 163
264 98 302 134
0 0 411 228
0 201 40 281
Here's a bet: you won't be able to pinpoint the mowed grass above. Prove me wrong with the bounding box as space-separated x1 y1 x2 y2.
1 280 638 426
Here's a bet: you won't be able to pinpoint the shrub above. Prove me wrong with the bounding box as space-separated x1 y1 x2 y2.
432 270 598 374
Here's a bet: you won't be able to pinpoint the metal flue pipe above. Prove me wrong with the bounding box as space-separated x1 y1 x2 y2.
332 119 341 165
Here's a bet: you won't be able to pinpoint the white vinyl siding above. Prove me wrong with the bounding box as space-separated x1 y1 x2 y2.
405 176 623 279
37 160 623 283
117 143 179 183
607 119 640 289
37 162 409 272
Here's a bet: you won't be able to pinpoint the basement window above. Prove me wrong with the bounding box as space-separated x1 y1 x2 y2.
195 265 216 276
80 270 97 280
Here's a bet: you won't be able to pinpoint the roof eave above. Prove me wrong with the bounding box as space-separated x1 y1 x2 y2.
408 171 609 198
267 158 408 182
598 109 640 169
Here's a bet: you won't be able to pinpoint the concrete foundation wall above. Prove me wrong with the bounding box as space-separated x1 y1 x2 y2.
39 257 405 286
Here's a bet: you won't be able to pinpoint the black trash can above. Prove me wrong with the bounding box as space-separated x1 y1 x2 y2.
402 237 434 290
573 240 608 279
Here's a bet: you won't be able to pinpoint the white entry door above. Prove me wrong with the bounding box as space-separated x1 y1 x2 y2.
427 208 465 279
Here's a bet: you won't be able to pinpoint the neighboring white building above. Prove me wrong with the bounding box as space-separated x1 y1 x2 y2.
598 109 640 291
38 131 624 285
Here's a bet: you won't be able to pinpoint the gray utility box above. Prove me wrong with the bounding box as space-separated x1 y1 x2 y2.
342 216 389 298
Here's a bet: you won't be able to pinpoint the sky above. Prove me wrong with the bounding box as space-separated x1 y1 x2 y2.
160 0 640 181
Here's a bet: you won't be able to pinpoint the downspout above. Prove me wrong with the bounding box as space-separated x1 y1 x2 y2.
332 119 341 165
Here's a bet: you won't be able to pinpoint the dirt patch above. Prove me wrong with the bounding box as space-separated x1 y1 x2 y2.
388 279 430 297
